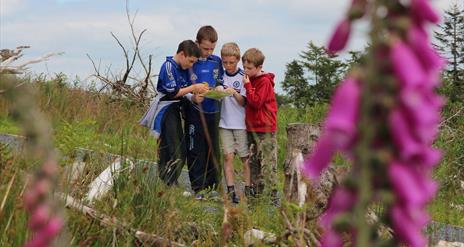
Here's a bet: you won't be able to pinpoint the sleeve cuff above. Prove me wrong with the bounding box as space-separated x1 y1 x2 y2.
186 93 193 102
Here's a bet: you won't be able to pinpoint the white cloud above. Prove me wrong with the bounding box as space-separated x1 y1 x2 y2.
0 0 25 16
1 0 457 93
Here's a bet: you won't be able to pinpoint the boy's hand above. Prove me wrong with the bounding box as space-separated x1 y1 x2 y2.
214 85 224 91
193 83 209 94
192 93 205 104
224 87 236 95
243 74 250 84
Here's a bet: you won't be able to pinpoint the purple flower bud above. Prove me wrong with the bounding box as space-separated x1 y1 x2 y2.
325 77 360 150
327 19 351 54
411 0 440 24
390 204 428 247
23 190 39 211
28 205 50 231
390 40 427 88
389 109 422 160
400 88 440 127
41 216 64 240
302 77 360 179
302 133 337 180
320 229 344 247
320 187 357 228
24 235 47 247
418 147 442 168
389 161 434 205
408 25 446 74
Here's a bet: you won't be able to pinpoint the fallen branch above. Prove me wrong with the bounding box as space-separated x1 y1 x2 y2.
57 193 186 247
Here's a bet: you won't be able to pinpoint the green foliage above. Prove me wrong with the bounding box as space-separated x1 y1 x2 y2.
434 3 464 102
281 60 309 108
1 73 463 246
434 102 464 193
281 42 364 108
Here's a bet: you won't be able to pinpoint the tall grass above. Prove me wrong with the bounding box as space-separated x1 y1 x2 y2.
0 75 463 246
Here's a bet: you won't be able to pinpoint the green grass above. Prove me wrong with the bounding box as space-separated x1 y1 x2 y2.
1 75 463 246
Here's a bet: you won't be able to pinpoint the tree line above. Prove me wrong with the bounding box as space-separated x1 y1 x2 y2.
281 2 464 108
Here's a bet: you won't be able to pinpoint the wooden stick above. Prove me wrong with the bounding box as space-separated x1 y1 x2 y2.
57 193 186 247
0 171 17 213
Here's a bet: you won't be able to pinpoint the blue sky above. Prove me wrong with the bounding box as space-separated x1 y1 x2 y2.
1 0 454 92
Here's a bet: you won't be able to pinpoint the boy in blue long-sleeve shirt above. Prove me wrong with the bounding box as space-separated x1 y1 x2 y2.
184 26 224 197
141 40 208 186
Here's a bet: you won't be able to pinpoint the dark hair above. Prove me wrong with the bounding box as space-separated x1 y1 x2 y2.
196 25 218 43
177 40 200 58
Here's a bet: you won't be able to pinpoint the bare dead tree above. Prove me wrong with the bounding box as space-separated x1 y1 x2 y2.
0 46 62 75
87 0 155 107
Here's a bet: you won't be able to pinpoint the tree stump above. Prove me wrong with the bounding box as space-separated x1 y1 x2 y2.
283 123 320 206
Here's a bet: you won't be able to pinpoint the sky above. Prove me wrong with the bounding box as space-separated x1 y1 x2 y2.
0 0 456 93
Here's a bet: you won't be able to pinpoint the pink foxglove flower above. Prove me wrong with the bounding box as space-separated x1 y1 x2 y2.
389 161 436 205
390 204 428 247
411 0 440 24
389 109 422 160
408 25 445 74
320 229 343 247
319 188 357 247
325 77 360 149
390 40 426 88
400 88 440 128
320 187 357 227
302 133 337 179
302 78 360 179
327 19 351 54
305 1 443 246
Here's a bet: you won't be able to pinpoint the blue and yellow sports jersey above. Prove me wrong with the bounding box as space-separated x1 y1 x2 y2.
157 56 190 100
190 55 224 113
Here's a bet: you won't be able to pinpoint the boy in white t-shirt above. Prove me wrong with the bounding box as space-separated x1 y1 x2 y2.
219 42 250 204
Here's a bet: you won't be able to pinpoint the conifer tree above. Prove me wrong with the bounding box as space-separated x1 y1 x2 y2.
434 2 464 101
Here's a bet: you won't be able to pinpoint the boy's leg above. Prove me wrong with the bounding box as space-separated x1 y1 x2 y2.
158 103 186 186
247 132 263 194
203 113 220 190
220 128 236 187
234 129 250 187
260 133 278 197
185 108 208 193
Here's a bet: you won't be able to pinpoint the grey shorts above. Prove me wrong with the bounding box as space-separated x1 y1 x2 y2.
219 128 249 158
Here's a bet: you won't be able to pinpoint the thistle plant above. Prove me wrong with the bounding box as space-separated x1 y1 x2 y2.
302 0 445 246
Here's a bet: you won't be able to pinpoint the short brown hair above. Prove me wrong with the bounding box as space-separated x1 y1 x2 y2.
196 25 218 43
242 48 265 67
176 40 200 58
221 42 241 59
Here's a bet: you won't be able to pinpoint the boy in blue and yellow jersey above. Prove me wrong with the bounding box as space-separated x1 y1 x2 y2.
184 26 224 198
140 40 208 186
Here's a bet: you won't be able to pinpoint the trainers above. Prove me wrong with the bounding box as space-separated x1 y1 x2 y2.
244 186 256 198
195 193 205 200
183 191 193 197
229 191 240 204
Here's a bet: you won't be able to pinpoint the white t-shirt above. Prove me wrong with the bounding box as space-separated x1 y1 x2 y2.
219 68 247 129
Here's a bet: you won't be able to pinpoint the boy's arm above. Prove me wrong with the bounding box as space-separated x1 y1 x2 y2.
244 76 272 109
214 56 225 87
158 63 180 99
224 87 246 106
160 64 208 100
175 84 208 98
